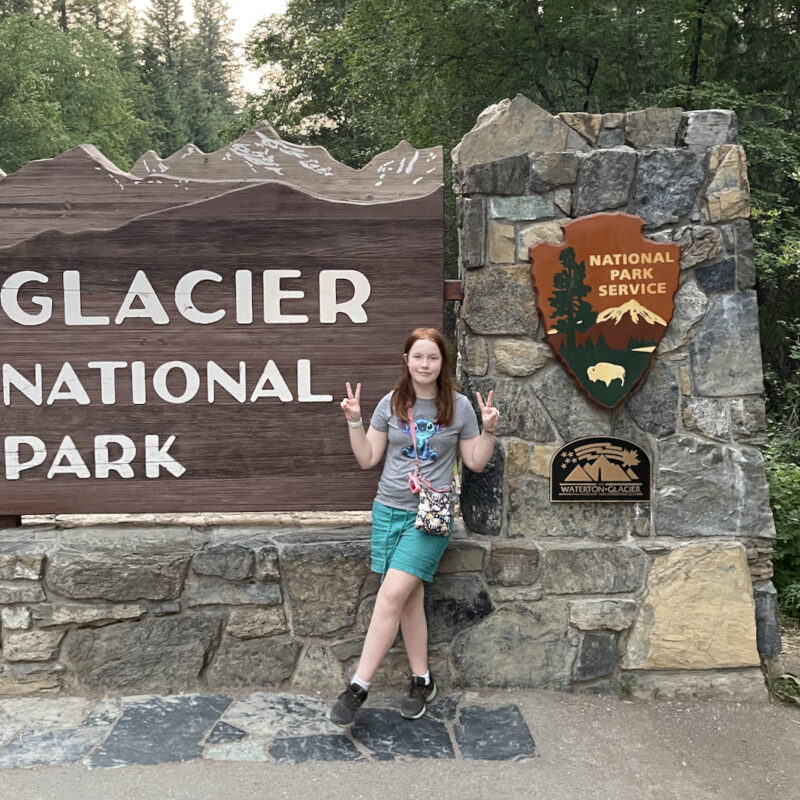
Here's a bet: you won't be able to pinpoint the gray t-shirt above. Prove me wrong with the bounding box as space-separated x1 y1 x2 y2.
369 391 480 511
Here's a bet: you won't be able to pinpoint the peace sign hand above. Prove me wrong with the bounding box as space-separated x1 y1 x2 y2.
340 381 362 423
476 390 499 435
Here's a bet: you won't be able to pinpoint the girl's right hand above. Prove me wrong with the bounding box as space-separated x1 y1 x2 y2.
340 381 362 422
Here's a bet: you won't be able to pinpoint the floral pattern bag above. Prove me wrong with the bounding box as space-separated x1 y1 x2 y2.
407 406 452 536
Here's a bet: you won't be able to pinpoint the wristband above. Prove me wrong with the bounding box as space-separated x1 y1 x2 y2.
347 418 363 428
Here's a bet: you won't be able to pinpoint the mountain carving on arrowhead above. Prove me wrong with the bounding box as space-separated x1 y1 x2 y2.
596 300 667 327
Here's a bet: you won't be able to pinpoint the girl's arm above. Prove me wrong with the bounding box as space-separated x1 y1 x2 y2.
459 389 499 473
341 381 388 469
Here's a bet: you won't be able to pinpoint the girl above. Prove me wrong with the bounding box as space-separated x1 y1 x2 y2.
329 328 499 727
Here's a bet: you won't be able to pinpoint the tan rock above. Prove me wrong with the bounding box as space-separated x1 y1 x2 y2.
623 542 760 670
495 338 553 377
569 599 637 631
2 629 65 662
291 645 344 697
227 606 287 639
703 145 750 223
1 607 31 630
452 95 586 173
487 221 516 264
529 445 560 478
558 113 603 145
621 667 767 702
679 366 693 396
518 219 567 261
504 440 530 476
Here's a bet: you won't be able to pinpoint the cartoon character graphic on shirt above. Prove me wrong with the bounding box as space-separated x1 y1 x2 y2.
400 418 440 461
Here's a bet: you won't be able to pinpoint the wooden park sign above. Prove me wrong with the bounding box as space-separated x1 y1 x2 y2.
0 124 443 513
530 213 680 409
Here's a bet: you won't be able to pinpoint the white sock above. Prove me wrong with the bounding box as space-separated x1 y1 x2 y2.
351 673 370 691
414 670 431 685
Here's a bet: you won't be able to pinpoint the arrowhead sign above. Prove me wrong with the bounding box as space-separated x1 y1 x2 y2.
529 213 680 409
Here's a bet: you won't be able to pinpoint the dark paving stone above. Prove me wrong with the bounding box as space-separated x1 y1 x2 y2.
269 734 365 764
351 708 454 760
206 721 247 745
455 705 535 761
86 693 231 768
0 728 107 769
427 693 462 723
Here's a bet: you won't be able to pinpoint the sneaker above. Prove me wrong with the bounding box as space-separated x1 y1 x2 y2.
329 683 368 728
400 674 437 719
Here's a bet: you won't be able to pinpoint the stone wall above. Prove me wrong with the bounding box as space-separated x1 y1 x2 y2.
453 95 779 699
0 522 497 696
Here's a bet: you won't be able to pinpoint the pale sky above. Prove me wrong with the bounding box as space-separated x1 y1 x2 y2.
132 0 288 93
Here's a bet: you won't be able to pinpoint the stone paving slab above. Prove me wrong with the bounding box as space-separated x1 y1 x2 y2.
0 691 536 769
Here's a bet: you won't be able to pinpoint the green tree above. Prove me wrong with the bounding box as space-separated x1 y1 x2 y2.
549 248 597 353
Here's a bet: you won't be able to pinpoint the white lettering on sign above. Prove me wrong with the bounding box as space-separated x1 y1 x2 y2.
0 269 371 326
3 435 186 479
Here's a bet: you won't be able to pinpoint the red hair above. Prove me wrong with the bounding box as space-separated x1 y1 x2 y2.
391 328 456 427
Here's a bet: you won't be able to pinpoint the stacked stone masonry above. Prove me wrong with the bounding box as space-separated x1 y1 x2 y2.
453 95 779 699
0 97 780 700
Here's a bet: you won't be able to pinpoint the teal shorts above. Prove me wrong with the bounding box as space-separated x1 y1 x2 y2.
370 500 449 583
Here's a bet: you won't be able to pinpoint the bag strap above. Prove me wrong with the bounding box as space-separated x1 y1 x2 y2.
407 404 421 470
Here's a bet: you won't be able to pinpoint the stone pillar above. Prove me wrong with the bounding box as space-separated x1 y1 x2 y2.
453 95 776 699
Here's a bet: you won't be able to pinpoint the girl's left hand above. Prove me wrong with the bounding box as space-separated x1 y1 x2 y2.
476 390 499 434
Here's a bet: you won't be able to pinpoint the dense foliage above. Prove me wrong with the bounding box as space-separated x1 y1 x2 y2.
0 0 239 171
0 1 798 612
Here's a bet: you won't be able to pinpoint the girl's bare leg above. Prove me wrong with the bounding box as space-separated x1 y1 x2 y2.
399 580 428 675
356 568 422 682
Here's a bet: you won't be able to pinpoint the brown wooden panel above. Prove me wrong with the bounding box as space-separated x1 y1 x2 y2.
0 179 444 513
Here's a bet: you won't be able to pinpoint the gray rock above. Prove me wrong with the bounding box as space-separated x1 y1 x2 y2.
463 267 538 336
626 357 680 438
489 195 557 222
0 727 107 769
753 581 782 659
437 540 488 574
529 152 580 192
730 398 767 443
465 377 556 442
452 601 576 689
206 636 301 688
2 629 64 662
270 734 364 764
540 543 645 594
728 219 756 289
535 363 614 440
507 476 631 542
596 127 625 148
0 580 45 603
46 527 197 602
575 631 618 681
455 705 536 760
226 606 287 639
573 150 637 215
458 198 486 268
33 602 147 628
352 707 455 760
681 397 731 441
280 537 371 636
655 436 776 539
461 331 489 376
678 110 738 149
461 154 530 195
620 667 767 701
185 574 281 607
486 543 540 585
460 447 504 536
61 615 222 692
0 544 45 580
689 291 764 396
192 542 255 581
696 257 736 293
569 599 637 631
452 95 583 173
630 149 704 228
424 574 493 645
1 606 32 630
291 645 344 697
625 108 683 149
657 277 708 354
